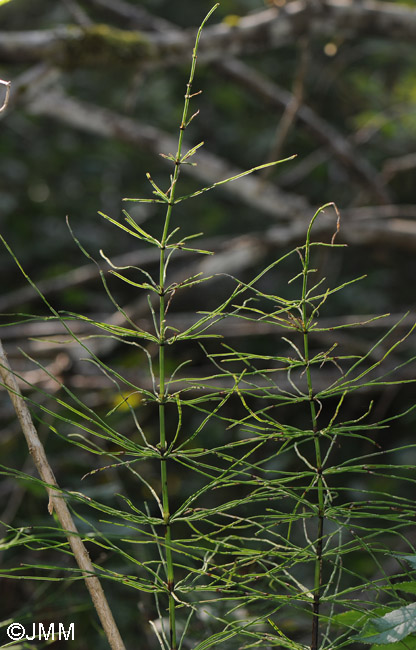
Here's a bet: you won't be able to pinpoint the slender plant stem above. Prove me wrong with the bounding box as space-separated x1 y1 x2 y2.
156 8 219 648
304 328 324 650
301 216 325 650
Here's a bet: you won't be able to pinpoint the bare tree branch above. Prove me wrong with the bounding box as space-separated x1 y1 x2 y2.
62 0 93 27
26 89 308 219
0 340 126 650
59 1 391 203
2 204 416 318
0 63 60 117
84 0 173 32
0 2 415 67
383 153 416 182
261 37 309 180
218 58 391 204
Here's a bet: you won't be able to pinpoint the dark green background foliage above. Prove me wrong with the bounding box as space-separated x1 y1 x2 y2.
1 1 416 649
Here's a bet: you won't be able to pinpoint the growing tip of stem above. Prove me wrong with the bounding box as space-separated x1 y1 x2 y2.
199 4 220 33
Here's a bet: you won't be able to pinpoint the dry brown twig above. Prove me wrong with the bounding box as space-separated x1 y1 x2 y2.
0 79 124 648
0 339 126 650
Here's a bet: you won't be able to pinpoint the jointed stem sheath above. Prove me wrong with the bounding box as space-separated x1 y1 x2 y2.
156 8 218 648
302 213 325 650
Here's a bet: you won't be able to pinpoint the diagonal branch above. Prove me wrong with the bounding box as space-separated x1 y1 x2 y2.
218 58 391 204
26 89 308 219
0 2 416 67
0 340 126 650
84 0 174 32
2 205 416 313
79 1 391 204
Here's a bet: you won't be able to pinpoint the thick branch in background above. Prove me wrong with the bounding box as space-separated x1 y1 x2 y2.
2 204 416 317
0 341 126 650
26 89 308 219
23 89 416 248
0 1 415 67
0 0 400 212
2 306 414 398
85 0 174 32
80 1 391 205
218 59 390 204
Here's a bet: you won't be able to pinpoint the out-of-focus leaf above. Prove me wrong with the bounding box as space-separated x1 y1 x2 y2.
395 554 416 571
370 635 416 650
353 603 416 644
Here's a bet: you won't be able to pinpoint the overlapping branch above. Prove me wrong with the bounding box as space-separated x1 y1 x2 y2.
1 0 401 205
81 1 391 204
218 59 390 204
0 341 126 650
26 89 308 219
0 1 415 67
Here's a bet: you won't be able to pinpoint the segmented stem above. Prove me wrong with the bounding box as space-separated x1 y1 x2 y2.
157 8 218 648
302 214 325 650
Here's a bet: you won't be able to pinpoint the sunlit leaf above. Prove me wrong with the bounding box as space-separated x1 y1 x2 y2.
353 604 416 644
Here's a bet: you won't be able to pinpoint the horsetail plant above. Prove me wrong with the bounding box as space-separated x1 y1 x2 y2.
109 6 293 647
1 5 416 650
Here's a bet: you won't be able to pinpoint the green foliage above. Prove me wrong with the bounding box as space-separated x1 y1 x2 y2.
1 6 416 650
354 604 416 645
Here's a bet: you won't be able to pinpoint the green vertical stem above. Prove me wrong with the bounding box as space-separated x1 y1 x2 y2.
158 317 176 649
301 216 325 650
304 329 324 650
159 203 178 649
156 9 219 648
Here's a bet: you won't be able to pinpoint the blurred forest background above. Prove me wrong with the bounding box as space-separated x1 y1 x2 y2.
1 0 416 648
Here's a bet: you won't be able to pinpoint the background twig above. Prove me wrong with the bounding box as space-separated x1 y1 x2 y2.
0 339 126 650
